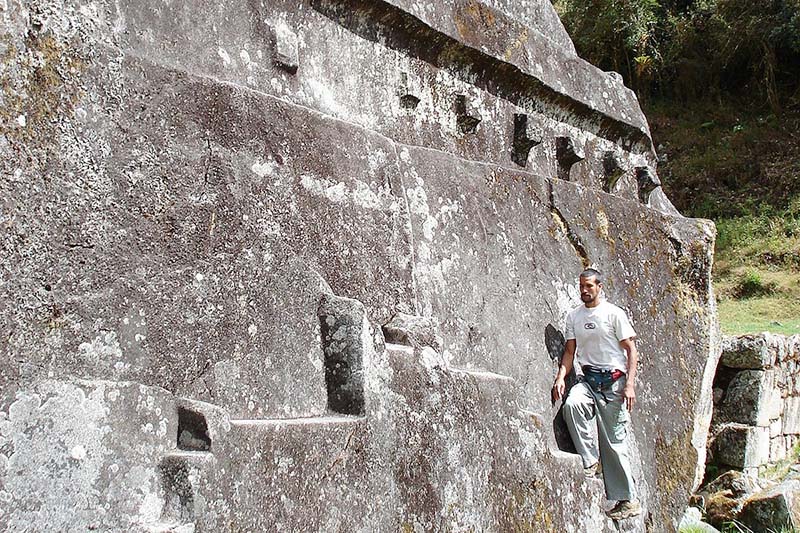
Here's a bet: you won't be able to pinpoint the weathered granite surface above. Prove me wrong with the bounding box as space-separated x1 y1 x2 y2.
0 1 718 532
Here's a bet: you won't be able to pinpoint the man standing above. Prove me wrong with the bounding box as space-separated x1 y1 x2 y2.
551 268 641 520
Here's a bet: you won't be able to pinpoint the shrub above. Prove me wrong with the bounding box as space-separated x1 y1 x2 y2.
735 269 777 298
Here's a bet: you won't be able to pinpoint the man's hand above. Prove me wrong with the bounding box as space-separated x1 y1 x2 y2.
623 383 636 411
552 377 566 404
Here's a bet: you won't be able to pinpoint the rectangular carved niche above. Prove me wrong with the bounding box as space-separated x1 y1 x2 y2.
318 294 367 416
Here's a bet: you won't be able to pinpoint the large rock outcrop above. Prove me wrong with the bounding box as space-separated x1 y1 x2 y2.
0 1 718 531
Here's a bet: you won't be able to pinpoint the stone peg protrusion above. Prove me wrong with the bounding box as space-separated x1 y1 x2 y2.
555 136 585 180
454 94 481 134
602 150 626 192
274 21 299 73
512 113 543 168
635 166 662 204
398 72 420 110
382 313 443 353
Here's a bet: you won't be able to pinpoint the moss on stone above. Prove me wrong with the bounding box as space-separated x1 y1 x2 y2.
656 429 696 526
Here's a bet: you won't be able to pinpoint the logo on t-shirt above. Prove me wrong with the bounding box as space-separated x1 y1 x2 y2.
584 323 597 330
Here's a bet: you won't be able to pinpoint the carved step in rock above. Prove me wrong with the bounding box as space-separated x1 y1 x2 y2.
454 94 481 134
229 415 366 429
635 166 661 204
555 136 585 180
382 312 443 353
602 150 626 193
398 72 420 110
274 21 299 73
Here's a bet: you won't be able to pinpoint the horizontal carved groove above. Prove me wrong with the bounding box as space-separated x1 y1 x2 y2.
311 0 650 151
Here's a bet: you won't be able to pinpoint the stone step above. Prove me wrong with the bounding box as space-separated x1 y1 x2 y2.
146 522 195 533
162 450 215 462
449 367 515 382
230 415 366 429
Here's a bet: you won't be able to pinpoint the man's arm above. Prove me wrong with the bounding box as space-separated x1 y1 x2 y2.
620 337 637 411
552 339 576 403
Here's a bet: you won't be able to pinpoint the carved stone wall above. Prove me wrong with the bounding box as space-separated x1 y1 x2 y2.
0 1 718 531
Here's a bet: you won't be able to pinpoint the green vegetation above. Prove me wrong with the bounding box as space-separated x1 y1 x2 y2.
678 525 713 533
554 1 800 335
721 521 799 533
648 100 800 335
554 0 800 108
761 441 800 480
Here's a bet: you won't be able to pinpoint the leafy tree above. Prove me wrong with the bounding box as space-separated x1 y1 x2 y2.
555 0 800 108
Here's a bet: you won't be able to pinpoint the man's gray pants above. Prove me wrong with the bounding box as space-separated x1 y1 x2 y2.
563 379 636 501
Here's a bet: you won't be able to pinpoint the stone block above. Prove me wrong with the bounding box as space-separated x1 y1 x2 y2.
382 312 444 353
702 469 761 499
714 424 770 469
771 436 787 463
788 336 800 361
718 369 781 426
784 397 800 434
771 418 783 438
679 507 721 533
721 334 780 369
705 493 739 529
739 480 800 533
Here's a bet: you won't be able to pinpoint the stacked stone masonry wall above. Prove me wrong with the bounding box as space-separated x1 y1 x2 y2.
711 334 800 474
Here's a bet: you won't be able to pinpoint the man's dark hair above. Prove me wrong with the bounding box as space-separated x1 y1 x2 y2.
580 268 602 283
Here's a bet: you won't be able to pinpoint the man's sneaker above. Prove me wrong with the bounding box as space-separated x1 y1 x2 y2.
583 461 602 478
606 499 641 520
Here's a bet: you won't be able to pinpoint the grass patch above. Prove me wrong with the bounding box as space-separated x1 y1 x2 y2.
715 265 800 335
717 296 800 336
679 525 714 533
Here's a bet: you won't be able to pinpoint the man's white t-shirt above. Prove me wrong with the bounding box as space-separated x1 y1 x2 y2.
564 300 636 372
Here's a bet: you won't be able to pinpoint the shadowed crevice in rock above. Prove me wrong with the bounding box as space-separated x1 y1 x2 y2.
318 294 366 416
310 0 651 149
635 166 661 204
158 455 196 525
400 94 421 110
398 72 421 110
545 324 579 453
555 136 585 181
602 150 625 193
512 113 542 168
544 324 565 362
454 94 481 134
553 409 578 454
548 180 590 268
177 405 212 451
